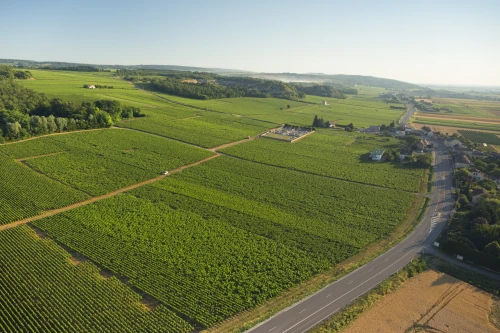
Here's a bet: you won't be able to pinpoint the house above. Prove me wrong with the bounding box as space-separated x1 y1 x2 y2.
400 148 414 161
322 100 328 106
88 85 96 89
426 131 434 138
455 154 471 169
444 139 463 148
362 125 380 134
471 188 486 204
470 169 484 181
415 139 429 151
370 149 385 161
412 129 424 136
395 130 406 137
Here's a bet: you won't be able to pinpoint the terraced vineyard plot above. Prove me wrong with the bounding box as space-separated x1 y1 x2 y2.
222 131 424 192
1 129 214 195
33 194 326 328
33 156 417 328
458 130 500 145
118 111 275 148
0 225 192 333
0 152 89 225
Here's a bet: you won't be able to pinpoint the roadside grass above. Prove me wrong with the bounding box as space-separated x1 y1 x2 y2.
203 195 426 333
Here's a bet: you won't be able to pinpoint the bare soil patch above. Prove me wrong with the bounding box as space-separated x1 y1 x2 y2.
414 98 433 103
342 270 500 333
123 148 138 153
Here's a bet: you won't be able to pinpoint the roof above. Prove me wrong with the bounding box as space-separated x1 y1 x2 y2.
366 125 381 132
370 149 385 156
470 168 483 174
471 188 485 197
455 154 471 165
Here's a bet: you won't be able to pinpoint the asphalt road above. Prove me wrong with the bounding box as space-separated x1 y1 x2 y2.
248 148 457 333
399 104 415 125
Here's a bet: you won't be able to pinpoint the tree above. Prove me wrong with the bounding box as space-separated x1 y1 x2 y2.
422 126 431 133
456 168 470 180
95 110 113 128
55 117 68 132
415 154 432 168
46 115 57 133
5 122 22 139
484 241 500 258
389 121 395 128
404 134 420 147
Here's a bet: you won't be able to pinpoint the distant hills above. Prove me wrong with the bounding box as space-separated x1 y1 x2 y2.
0 59 419 89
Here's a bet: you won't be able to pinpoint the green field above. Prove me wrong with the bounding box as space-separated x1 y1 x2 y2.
32 156 416 328
151 89 404 128
458 130 500 145
429 97 500 118
0 225 192 333
0 129 213 196
0 150 89 225
117 108 276 148
413 117 500 131
222 131 424 192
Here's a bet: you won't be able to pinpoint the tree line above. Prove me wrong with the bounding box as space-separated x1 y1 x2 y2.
0 65 32 80
293 84 346 99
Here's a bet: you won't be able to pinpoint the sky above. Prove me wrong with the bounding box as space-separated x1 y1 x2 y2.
1 0 499 86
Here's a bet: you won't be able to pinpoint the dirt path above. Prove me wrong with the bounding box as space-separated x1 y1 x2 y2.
15 151 66 162
0 154 221 233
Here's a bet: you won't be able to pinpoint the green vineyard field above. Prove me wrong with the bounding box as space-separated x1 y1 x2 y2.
0 226 192 333
458 130 500 145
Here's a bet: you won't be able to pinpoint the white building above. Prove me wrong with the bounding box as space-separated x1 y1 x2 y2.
322 100 328 106
88 85 96 89
370 149 385 161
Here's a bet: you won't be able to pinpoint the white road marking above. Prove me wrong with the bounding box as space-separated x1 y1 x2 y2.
269 326 277 331
326 294 332 298
348 281 353 284
299 309 306 314
368 269 373 272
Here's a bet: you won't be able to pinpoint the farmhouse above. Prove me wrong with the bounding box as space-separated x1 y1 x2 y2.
370 149 385 161
399 148 414 161
322 100 328 105
455 154 471 169
471 188 486 204
395 130 406 137
88 85 96 89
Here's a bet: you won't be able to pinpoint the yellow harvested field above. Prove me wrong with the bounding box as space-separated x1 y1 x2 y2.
414 98 433 103
342 270 500 333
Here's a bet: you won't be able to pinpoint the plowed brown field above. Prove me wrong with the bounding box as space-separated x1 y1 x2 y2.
342 270 499 333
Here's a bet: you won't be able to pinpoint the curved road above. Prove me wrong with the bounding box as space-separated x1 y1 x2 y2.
248 146 456 333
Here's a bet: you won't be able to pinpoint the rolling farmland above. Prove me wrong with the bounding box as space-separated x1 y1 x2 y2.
0 225 192 333
1 68 429 332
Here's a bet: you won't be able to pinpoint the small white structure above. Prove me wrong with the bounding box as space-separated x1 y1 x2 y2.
470 169 484 181
88 85 96 89
444 139 462 148
162 171 169 175
395 130 406 137
322 100 328 106
370 149 385 161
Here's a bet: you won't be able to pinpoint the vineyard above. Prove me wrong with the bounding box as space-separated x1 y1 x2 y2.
117 110 275 148
32 156 417 327
0 225 192 333
0 151 89 225
0 129 214 196
458 130 500 145
222 131 424 192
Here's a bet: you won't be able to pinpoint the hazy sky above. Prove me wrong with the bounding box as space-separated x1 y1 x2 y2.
1 0 499 86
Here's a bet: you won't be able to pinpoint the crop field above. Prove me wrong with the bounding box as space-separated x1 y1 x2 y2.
32 156 416 328
431 97 500 118
0 225 192 333
413 117 500 132
118 109 276 148
458 130 500 145
222 131 424 192
0 129 213 195
0 151 89 225
342 270 500 333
